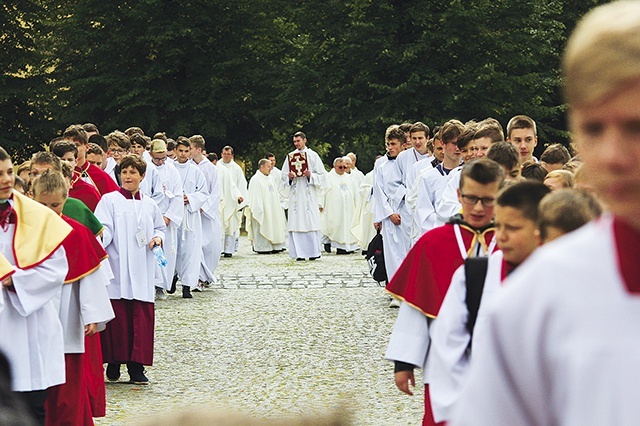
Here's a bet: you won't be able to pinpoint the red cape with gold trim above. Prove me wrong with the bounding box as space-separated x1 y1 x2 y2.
386 222 496 318
61 215 108 283
75 162 119 196
11 191 72 270
69 172 101 212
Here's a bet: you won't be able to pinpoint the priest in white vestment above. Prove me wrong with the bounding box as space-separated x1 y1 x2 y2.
280 131 329 260
219 146 248 256
320 158 359 253
245 159 287 253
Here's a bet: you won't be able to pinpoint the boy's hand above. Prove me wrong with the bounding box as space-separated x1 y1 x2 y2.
149 237 162 249
84 323 97 336
394 370 415 396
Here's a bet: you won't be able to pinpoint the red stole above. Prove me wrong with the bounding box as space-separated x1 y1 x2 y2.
61 215 108 283
613 217 640 294
75 162 119 196
386 223 496 317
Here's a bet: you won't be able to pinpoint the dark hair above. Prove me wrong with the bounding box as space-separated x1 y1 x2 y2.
0 147 10 162
166 140 176 151
87 143 104 156
506 115 537 137
124 127 145 137
537 189 601 241
63 124 88 145
475 118 504 142
82 123 99 134
497 181 550 222
31 151 62 171
105 131 131 151
129 133 147 148
51 141 78 159
521 162 549 181
176 136 190 149
208 152 218 162
438 119 465 144
540 143 571 165
293 131 307 140
385 127 406 142
119 154 147 175
457 127 477 150
410 122 430 137
487 141 520 170
89 134 108 151
459 158 505 189
265 152 275 159
222 145 234 154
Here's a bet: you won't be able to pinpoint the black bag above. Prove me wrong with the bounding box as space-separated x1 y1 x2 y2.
366 231 388 283
464 257 489 345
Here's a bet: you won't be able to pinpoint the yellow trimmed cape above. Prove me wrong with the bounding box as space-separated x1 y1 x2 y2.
11 191 72 269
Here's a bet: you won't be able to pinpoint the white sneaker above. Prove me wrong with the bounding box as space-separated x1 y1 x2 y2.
155 288 168 300
389 298 401 308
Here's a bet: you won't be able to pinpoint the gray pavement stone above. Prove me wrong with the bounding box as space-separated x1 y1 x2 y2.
96 235 422 426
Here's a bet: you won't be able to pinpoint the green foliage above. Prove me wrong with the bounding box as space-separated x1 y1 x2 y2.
1 0 612 169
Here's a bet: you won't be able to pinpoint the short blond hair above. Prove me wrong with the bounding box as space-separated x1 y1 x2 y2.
563 1 640 108
545 170 575 189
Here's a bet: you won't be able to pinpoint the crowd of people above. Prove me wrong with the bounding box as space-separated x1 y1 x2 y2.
2 2 640 425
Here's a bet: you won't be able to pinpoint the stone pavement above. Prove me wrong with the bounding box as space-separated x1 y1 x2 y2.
95 236 423 425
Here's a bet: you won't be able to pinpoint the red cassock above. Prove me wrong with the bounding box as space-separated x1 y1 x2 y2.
45 216 108 425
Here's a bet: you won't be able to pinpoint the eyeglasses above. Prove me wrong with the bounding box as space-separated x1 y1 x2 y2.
152 156 167 164
460 193 495 207
337 166 348 170
111 149 126 154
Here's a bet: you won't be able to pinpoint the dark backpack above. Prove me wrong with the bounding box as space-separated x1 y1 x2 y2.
464 257 489 345
366 231 388 283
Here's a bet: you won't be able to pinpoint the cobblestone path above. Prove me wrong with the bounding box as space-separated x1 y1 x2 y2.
95 236 423 425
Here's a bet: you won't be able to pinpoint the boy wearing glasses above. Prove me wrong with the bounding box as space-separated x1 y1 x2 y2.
427 181 550 423
105 131 131 186
385 158 504 426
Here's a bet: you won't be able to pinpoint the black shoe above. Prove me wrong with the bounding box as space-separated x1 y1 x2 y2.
223 253 232 258
106 363 121 381
296 258 305 261
167 275 178 294
309 256 320 261
127 362 149 385
336 248 348 255
324 243 332 253
271 250 280 254
182 285 193 299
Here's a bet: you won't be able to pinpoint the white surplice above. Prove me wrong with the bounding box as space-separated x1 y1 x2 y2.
95 191 166 303
245 170 286 252
412 165 460 242
174 161 208 289
56 267 115 353
152 161 184 289
450 216 639 426
217 164 243 254
0 228 68 391
435 168 462 226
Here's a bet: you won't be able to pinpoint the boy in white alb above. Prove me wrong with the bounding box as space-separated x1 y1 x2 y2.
451 3 640 424
95 154 165 385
